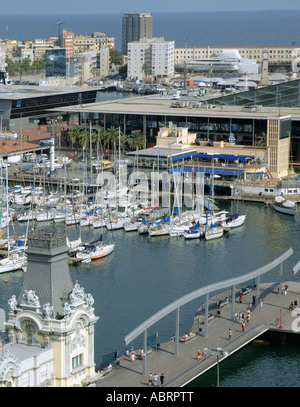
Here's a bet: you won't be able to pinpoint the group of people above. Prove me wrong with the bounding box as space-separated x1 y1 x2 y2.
180 331 195 343
148 372 164 387
289 300 298 310
234 308 251 332
125 347 144 362
124 347 165 386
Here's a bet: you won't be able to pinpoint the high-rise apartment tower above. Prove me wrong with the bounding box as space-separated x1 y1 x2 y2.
122 13 153 54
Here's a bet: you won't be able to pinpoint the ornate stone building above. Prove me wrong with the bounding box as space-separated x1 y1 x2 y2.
0 227 99 387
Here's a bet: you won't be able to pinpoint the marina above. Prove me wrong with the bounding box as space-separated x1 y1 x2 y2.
1 6 300 387
0 190 300 386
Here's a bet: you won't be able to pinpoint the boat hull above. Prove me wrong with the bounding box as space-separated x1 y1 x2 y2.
226 215 246 228
205 227 224 240
273 203 296 216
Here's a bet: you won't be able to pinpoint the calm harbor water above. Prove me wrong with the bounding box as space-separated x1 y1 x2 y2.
0 199 299 386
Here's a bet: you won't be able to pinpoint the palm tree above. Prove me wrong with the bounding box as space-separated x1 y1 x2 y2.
256 132 267 147
106 126 120 157
95 127 108 158
126 129 145 151
117 131 127 153
67 125 84 148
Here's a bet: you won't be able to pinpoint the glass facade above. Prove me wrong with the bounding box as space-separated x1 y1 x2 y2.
46 48 66 78
207 79 300 108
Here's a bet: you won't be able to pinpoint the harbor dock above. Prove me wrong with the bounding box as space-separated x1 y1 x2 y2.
95 280 300 387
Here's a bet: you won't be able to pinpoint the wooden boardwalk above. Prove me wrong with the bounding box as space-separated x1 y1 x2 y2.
95 281 300 387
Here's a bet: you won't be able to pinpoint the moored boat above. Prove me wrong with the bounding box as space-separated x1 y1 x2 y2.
205 225 224 240
0 252 27 274
272 196 296 216
224 213 246 228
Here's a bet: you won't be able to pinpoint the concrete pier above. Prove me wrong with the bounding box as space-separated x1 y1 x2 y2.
95 281 300 387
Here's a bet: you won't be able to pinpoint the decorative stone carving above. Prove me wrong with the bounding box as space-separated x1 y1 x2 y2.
63 302 72 319
0 350 20 381
85 293 94 310
43 303 54 320
8 295 18 312
21 290 40 308
69 282 85 307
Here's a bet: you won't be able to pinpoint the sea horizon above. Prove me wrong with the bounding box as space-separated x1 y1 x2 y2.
1 10 300 51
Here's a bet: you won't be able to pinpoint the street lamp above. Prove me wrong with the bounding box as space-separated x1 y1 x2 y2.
216 347 229 387
203 347 229 387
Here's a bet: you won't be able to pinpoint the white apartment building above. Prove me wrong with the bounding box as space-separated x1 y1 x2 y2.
127 37 174 81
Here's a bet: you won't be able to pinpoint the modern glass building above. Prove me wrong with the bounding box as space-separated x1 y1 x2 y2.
207 79 300 108
45 48 67 79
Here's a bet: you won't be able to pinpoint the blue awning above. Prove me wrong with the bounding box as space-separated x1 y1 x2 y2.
196 153 253 161
171 166 244 176
170 150 198 162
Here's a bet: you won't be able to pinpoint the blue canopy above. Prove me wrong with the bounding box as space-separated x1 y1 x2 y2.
170 151 198 162
196 153 253 161
171 166 244 176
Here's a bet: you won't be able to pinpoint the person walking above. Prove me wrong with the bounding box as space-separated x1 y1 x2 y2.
160 373 165 386
242 321 246 332
228 328 232 340
197 349 202 360
153 373 158 386
148 372 153 386
239 293 243 303
130 351 135 362
260 298 263 307
234 312 238 322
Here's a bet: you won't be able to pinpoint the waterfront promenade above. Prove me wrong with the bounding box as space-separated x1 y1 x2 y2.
95 281 300 387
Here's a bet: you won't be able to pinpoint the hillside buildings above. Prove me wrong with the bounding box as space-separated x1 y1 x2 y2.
122 13 153 55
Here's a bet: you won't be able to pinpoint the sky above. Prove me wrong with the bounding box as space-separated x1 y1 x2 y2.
2 0 300 15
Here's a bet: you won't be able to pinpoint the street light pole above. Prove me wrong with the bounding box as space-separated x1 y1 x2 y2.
217 353 220 387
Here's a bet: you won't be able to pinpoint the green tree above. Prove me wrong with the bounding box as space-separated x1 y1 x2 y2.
109 49 123 66
17 57 31 82
126 129 145 151
106 126 120 155
255 132 267 147
142 63 148 77
95 127 108 157
5 58 18 77
67 125 84 148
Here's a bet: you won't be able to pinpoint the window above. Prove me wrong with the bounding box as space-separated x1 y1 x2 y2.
72 354 83 370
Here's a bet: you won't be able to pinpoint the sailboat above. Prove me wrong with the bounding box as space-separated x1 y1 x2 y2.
224 175 246 228
204 163 224 241
272 143 296 216
224 213 246 228
69 235 114 263
0 166 27 273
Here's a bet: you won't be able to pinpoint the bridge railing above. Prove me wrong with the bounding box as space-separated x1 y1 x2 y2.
124 247 294 375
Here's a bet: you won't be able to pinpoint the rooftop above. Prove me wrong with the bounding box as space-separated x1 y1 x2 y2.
0 85 99 100
55 94 300 121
